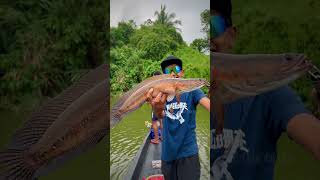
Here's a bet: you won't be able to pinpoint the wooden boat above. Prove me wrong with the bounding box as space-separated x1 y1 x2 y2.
125 132 163 180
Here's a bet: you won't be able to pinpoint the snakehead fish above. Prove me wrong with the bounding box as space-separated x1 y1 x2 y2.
211 52 311 134
0 64 108 180
111 74 209 127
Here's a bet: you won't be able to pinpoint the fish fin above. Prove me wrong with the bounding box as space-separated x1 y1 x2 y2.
112 74 171 111
7 64 108 150
213 102 224 135
0 149 35 180
166 94 175 102
111 75 173 126
111 111 122 128
111 95 148 127
34 130 107 178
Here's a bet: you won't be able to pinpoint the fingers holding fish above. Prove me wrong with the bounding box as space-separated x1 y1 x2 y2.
152 92 167 106
148 92 167 119
146 88 154 104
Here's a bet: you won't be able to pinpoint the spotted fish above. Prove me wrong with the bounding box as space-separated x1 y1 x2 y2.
111 74 209 127
211 52 311 134
0 64 109 180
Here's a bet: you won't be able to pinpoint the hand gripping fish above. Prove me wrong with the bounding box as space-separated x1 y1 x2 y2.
211 52 311 135
0 64 109 180
111 74 209 127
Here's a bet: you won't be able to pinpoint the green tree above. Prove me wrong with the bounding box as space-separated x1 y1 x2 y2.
129 24 184 60
0 0 108 105
110 20 136 48
110 46 161 93
190 38 208 53
154 5 182 31
200 9 210 39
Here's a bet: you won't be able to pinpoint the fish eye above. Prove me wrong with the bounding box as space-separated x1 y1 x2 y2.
284 54 293 61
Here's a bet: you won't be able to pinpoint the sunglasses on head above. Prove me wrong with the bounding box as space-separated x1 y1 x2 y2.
164 65 182 74
211 15 227 38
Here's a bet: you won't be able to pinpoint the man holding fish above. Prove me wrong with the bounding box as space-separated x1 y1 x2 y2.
147 55 210 180
210 0 320 180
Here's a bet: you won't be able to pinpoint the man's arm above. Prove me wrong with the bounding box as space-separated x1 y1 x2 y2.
287 113 320 160
286 68 320 160
268 86 320 161
199 97 210 111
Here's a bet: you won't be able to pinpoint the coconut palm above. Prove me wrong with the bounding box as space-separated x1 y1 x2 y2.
154 5 182 31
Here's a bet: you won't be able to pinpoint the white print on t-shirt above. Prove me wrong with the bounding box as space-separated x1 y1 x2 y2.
211 129 249 180
165 102 188 124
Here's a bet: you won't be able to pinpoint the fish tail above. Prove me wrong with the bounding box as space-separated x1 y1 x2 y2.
0 149 35 180
110 111 122 128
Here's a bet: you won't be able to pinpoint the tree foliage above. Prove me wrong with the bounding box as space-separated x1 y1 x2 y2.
190 38 209 53
191 9 210 53
110 7 209 95
130 24 184 60
110 20 136 48
154 5 182 31
200 9 210 39
0 0 108 106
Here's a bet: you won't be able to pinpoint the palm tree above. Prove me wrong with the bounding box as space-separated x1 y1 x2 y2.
154 5 182 31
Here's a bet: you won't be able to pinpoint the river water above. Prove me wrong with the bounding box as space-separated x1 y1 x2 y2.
110 103 210 180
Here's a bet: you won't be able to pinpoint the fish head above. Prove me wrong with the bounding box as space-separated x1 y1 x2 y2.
175 78 209 94
212 52 311 103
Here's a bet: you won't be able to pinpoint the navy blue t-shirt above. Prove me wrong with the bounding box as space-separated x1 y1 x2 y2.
210 86 309 180
162 89 205 161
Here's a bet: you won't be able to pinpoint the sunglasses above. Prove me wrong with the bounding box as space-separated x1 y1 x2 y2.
211 15 227 38
164 65 182 74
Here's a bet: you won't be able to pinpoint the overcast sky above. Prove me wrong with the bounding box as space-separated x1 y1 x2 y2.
110 0 209 44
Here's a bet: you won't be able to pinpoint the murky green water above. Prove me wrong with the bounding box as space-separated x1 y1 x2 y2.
110 103 210 180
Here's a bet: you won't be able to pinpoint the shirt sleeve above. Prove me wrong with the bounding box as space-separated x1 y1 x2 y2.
192 89 206 106
266 86 310 137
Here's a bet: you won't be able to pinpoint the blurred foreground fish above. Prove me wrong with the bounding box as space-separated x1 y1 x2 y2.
211 52 311 134
0 64 108 180
111 74 208 127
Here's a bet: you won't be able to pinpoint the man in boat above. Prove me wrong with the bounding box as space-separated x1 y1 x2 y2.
210 0 320 179
147 55 210 180
151 71 163 144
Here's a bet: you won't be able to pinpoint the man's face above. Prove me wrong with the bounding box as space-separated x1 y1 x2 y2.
163 64 184 78
211 12 237 53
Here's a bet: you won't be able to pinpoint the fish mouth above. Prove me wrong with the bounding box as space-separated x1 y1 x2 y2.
222 55 311 97
280 54 312 75
179 78 208 93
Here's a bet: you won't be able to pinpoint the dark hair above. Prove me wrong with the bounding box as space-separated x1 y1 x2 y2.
153 71 162 76
160 55 183 73
211 0 232 27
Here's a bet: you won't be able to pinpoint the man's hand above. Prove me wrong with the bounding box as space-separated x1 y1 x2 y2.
147 88 167 119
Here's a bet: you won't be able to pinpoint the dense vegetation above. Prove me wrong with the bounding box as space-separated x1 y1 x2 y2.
0 1 109 179
110 5 209 95
0 0 108 109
